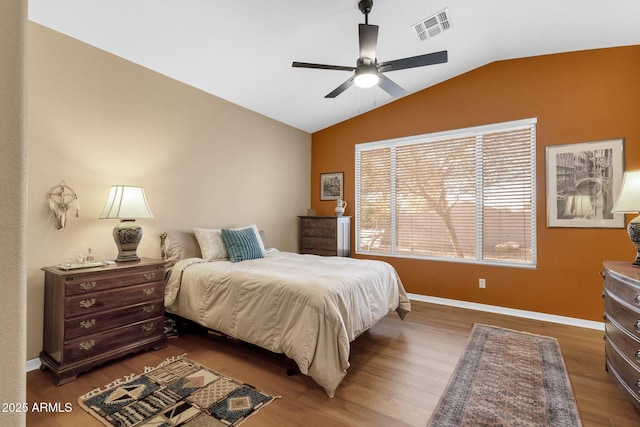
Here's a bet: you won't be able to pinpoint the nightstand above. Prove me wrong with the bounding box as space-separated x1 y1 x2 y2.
39 258 167 385
298 216 350 256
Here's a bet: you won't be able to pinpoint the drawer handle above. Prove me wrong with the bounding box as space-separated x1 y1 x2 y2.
142 323 154 332
143 305 155 313
142 288 155 295
80 319 96 329
79 281 97 291
79 298 96 308
636 380 640 392
143 272 156 280
79 340 95 351
635 294 640 305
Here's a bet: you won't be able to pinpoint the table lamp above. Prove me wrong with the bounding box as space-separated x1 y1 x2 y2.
611 170 640 266
99 185 154 262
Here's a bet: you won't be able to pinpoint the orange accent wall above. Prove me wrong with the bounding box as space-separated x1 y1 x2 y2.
311 46 640 322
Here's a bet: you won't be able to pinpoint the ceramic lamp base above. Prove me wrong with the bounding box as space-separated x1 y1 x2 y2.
113 219 143 262
628 215 640 267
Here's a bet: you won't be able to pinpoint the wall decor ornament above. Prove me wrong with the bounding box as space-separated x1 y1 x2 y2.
48 180 80 229
545 138 624 228
320 172 344 200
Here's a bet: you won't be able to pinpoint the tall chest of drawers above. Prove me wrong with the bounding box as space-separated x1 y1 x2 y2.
40 258 167 385
298 216 350 256
603 260 640 410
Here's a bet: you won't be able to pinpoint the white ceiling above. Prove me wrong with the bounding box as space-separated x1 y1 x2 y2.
28 0 640 133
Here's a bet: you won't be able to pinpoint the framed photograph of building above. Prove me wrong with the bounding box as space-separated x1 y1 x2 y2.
320 172 344 200
546 139 625 228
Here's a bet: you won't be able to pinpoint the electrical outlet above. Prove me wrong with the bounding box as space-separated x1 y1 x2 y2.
479 278 486 289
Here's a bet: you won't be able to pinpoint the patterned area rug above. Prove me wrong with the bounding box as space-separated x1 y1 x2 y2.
78 356 279 426
428 324 582 427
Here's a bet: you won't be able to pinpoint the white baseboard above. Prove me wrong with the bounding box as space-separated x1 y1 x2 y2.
26 295 603 372
26 357 41 373
409 293 604 331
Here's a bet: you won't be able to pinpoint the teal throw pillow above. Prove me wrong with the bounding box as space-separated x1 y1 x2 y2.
220 227 264 262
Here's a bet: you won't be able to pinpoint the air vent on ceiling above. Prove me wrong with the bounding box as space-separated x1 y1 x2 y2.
411 8 451 42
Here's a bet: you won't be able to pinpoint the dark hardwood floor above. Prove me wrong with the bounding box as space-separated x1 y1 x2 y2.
26 301 640 426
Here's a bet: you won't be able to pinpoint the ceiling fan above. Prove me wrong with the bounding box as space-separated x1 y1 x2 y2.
292 0 448 99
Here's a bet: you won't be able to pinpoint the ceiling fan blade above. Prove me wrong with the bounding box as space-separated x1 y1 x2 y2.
378 74 407 98
325 76 356 98
379 50 448 72
359 24 378 60
292 62 355 72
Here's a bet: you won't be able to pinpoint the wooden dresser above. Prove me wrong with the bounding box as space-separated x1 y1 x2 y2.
603 260 640 410
298 216 350 256
40 258 167 385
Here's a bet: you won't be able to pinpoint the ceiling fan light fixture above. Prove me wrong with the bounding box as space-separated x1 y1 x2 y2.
292 0 448 98
354 65 379 88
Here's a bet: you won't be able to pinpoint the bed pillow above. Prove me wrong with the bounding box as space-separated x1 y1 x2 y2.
220 227 264 262
258 230 268 249
160 231 203 273
244 224 267 253
193 228 228 261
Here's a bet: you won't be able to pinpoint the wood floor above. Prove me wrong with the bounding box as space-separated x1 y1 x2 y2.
27 300 640 426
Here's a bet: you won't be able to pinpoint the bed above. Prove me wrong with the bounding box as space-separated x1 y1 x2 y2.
161 226 411 397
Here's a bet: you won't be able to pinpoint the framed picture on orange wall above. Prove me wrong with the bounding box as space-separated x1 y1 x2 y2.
546 138 625 228
320 172 344 200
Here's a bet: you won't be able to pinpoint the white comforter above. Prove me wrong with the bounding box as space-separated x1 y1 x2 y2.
164 250 410 397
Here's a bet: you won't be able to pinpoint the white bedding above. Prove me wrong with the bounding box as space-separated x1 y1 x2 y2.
164 250 410 397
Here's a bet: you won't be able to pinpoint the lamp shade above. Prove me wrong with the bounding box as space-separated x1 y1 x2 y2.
612 170 640 213
99 185 154 220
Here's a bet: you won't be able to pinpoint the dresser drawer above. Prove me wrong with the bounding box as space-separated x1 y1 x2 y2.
64 266 163 296
300 218 336 237
64 316 164 363
606 317 640 369
64 300 163 340
605 289 640 339
606 339 640 401
300 236 338 255
605 271 640 309
64 282 163 317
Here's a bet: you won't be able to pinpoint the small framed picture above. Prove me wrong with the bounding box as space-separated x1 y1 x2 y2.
546 138 625 228
320 172 344 200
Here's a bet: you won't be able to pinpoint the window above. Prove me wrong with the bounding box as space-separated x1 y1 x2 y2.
355 118 536 267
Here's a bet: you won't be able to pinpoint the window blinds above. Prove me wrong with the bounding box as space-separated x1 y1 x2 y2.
355 118 536 267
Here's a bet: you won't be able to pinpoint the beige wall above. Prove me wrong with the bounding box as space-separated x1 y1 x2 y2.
0 0 27 424
26 23 311 360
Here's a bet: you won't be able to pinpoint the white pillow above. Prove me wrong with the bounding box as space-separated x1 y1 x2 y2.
242 224 266 253
194 224 265 261
193 228 228 261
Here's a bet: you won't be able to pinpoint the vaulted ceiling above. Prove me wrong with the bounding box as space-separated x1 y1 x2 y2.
28 0 640 133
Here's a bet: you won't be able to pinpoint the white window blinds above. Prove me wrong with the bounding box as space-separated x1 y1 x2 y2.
355 118 537 267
